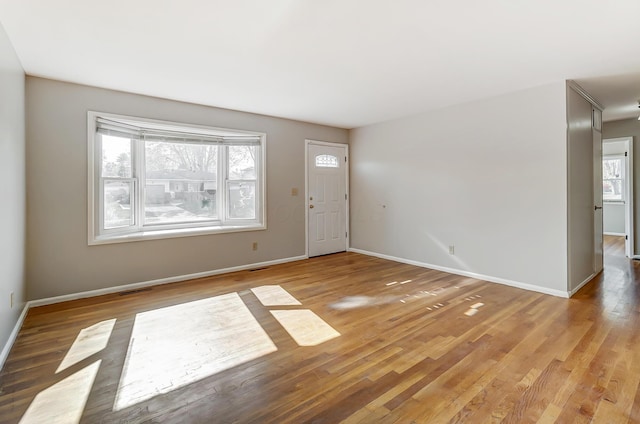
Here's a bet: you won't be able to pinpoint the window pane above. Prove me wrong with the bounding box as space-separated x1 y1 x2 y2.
603 158 622 179
315 154 339 168
102 135 132 178
229 146 256 180
228 181 255 219
144 141 218 225
104 180 133 229
603 179 623 201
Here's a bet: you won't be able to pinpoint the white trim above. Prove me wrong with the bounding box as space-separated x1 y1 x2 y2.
304 142 309 258
568 272 597 297
0 303 30 371
349 248 570 298
305 139 349 258
603 136 634 258
566 80 605 111
29 255 307 308
625 138 633 258
603 232 626 237
90 223 267 245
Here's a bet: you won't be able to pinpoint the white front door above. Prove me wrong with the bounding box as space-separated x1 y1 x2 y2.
307 142 348 257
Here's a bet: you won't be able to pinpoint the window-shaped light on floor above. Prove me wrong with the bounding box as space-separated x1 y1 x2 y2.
113 293 277 411
270 309 340 346
251 285 302 306
20 361 102 424
56 319 116 373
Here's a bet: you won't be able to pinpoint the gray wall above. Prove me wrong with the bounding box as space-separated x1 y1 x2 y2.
603 118 640 251
603 203 625 234
26 77 348 300
0 23 26 357
350 82 568 293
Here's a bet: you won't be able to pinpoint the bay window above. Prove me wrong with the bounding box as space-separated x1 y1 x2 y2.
88 112 266 244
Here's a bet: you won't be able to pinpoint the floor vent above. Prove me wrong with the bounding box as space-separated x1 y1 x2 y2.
249 267 269 272
118 287 152 296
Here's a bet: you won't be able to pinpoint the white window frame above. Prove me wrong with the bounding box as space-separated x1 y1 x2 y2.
603 154 625 203
88 111 266 245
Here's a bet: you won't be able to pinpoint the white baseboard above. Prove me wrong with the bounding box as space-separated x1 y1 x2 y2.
1 254 307 371
348 248 569 298
0 303 30 371
29 255 307 308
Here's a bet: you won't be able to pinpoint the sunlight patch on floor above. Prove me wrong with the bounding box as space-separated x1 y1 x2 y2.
56 319 116 373
20 361 101 424
113 292 277 411
251 285 302 306
270 309 340 346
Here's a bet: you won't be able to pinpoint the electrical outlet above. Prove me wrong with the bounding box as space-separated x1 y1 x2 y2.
449 245 455 255
252 242 258 251
10 292 14 308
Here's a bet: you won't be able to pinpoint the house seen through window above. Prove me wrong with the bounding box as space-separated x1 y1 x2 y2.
89 112 265 244
602 156 624 202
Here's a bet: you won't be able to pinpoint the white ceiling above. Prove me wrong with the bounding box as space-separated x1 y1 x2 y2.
1 0 639 128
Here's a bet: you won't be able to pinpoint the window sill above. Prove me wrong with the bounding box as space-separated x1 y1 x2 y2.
604 201 625 205
89 223 266 245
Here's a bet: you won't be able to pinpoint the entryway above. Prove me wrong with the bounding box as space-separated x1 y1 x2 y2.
602 137 634 258
306 140 349 257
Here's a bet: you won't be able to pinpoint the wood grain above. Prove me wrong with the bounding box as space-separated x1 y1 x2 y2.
1 235 639 423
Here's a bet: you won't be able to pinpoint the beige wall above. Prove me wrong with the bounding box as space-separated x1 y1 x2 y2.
349 82 568 294
603 118 640 252
0 23 26 359
26 77 348 300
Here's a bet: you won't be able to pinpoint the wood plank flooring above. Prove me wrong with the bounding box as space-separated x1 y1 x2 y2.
1 236 640 423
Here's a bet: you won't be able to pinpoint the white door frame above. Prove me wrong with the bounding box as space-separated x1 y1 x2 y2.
305 139 349 257
603 136 635 258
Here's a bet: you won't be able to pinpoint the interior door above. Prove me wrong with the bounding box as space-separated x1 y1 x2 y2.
307 142 348 257
593 118 604 272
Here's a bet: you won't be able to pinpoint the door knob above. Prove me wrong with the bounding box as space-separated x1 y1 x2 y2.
310 205 314 209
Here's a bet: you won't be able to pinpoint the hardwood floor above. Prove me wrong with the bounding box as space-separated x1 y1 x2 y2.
1 239 640 423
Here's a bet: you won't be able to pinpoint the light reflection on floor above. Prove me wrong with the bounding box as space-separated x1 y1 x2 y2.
113 292 277 411
330 295 398 309
19 361 101 424
330 278 490 318
56 319 116 373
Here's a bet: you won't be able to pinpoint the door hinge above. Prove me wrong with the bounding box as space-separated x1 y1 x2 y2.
626 151 628 157
345 232 348 238
626 235 629 240
345 156 348 162
345 193 348 200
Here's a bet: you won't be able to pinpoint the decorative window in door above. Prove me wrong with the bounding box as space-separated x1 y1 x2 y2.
315 154 339 168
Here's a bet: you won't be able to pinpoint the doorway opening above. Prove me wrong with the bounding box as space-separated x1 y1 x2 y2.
602 137 634 258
